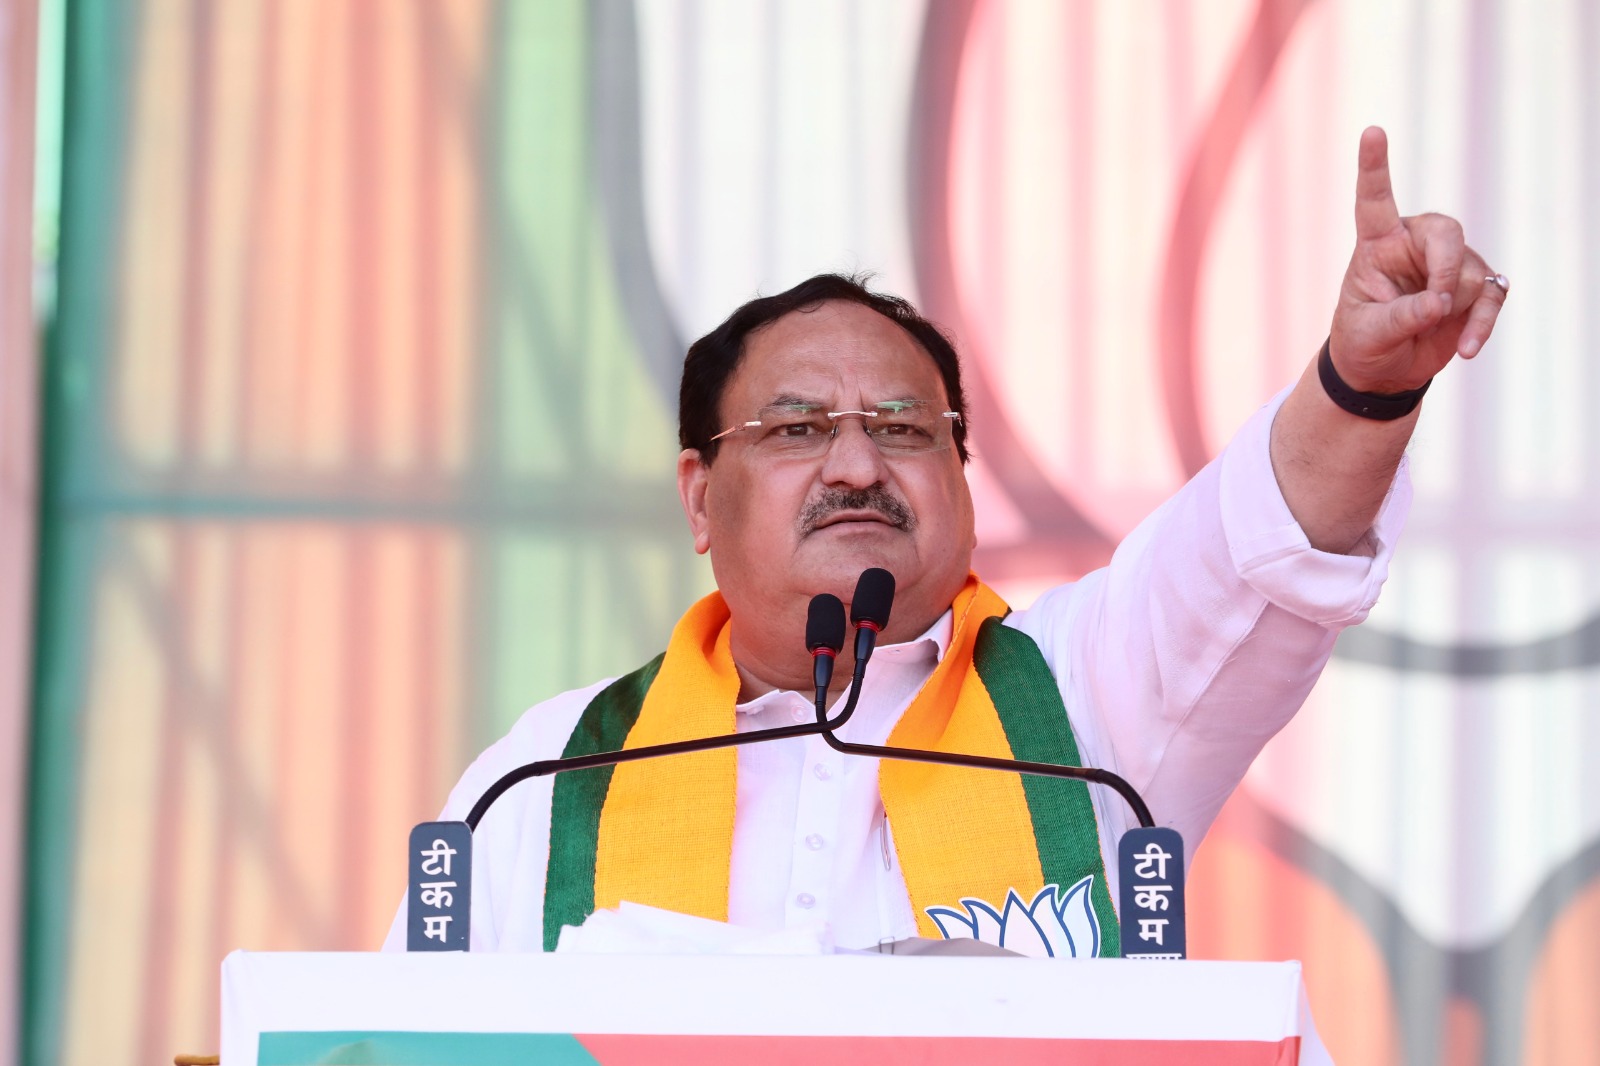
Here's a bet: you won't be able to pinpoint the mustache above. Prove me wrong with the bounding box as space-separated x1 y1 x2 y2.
798 486 916 536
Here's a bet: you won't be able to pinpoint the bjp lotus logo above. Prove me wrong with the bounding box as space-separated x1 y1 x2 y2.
926 876 1103 958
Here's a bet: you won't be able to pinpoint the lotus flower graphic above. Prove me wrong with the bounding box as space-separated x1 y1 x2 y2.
926 877 1102 958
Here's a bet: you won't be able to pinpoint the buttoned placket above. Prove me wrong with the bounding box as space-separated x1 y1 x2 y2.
728 618 948 946
784 692 843 921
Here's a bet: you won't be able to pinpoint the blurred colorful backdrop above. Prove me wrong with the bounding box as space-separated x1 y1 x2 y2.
5 1 1599 1063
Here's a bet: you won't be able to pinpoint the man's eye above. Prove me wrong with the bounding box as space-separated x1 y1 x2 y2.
774 421 820 437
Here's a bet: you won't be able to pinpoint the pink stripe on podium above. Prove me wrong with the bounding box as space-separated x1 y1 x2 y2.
576 1033 1302 1064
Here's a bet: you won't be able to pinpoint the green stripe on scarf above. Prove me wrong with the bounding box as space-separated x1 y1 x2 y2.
543 654 664 951
973 619 1122 954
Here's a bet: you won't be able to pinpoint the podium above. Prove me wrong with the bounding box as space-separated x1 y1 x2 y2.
222 951 1331 1064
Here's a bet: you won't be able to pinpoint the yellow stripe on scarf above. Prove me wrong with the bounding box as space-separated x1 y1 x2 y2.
592 592 740 921
880 577 1044 937
593 576 1046 936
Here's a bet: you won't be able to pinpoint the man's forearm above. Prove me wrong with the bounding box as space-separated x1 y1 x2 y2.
1269 353 1416 555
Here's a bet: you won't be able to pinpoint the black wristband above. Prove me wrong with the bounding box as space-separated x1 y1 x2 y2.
1317 339 1430 420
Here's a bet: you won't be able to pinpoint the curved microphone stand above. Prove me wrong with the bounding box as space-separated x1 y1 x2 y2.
464 572 1156 832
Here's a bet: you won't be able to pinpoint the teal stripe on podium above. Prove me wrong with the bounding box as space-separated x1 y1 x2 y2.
258 1031 600 1065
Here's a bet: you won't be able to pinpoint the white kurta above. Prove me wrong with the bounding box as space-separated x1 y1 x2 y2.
385 389 1410 952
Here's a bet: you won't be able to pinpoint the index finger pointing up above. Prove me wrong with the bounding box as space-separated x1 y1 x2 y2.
1354 126 1402 240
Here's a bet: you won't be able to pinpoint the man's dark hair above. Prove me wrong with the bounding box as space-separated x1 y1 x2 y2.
678 273 971 464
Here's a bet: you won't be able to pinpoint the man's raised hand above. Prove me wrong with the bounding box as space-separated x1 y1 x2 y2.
1328 126 1507 397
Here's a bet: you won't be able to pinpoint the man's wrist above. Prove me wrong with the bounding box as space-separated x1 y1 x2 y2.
1316 339 1430 420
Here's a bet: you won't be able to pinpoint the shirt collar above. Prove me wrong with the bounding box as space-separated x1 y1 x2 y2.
733 608 954 715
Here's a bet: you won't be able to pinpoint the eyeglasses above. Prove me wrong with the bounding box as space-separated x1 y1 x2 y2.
708 400 961 458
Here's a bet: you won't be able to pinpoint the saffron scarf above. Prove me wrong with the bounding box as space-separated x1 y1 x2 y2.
542 576 1120 952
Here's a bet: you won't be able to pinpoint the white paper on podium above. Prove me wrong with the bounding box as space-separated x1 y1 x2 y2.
554 902 832 955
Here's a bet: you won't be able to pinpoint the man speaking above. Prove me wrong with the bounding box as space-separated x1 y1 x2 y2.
387 129 1507 955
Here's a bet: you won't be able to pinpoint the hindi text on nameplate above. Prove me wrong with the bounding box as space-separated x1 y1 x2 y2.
1117 826 1186 959
407 821 472 952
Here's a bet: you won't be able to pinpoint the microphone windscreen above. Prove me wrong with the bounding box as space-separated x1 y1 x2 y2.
850 568 896 629
806 594 847 653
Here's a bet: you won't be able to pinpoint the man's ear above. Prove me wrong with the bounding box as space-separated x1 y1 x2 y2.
677 449 712 555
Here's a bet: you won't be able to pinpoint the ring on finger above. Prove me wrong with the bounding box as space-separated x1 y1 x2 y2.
1485 273 1510 295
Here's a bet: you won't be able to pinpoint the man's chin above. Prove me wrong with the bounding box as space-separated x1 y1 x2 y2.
794 533 914 589
801 523 911 570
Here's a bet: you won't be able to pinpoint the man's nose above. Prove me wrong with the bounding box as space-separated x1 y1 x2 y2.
819 416 888 488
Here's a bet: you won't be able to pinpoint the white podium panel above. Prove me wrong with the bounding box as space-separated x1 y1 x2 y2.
222 951 1331 1064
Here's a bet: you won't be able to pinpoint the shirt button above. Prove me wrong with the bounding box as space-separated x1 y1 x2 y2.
791 706 808 723
795 892 816 909
812 763 832 781
805 834 825 851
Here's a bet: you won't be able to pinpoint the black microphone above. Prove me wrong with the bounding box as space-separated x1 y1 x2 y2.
849 566 895 668
806 594 846 718
825 568 894 734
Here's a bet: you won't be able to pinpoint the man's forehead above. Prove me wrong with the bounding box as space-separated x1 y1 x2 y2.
729 303 947 404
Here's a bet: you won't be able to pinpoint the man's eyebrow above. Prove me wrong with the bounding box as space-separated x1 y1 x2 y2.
765 394 926 407
766 394 825 409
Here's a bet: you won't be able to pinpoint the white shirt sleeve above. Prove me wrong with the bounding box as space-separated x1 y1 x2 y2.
1005 387 1411 893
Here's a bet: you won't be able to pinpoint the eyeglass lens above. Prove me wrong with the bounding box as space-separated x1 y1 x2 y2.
747 402 955 456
